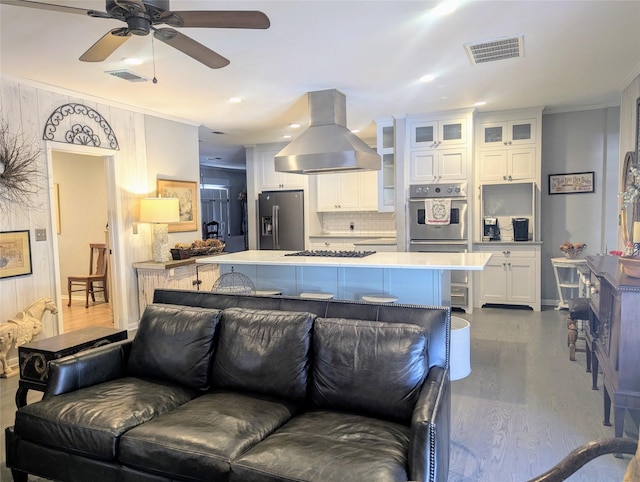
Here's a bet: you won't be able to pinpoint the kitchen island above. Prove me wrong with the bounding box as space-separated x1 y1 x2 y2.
197 250 491 306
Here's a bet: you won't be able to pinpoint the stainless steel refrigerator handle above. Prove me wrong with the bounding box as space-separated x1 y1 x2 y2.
273 205 279 249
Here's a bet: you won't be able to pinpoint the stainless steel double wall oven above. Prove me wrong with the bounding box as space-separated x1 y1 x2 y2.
409 182 469 309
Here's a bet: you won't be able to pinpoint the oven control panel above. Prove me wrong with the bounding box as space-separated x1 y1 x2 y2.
410 183 467 198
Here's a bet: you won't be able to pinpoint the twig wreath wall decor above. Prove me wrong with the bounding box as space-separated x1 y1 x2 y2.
0 116 43 217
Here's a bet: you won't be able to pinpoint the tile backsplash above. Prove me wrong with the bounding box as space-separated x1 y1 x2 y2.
320 212 396 236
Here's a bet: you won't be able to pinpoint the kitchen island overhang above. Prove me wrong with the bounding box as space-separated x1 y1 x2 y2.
196 250 491 306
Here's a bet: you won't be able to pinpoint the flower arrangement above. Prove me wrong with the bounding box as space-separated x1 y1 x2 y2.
620 163 640 208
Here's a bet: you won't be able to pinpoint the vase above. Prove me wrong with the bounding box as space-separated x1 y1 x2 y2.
619 256 640 278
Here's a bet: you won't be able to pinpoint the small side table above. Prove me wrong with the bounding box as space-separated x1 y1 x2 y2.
551 257 588 310
16 326 127 408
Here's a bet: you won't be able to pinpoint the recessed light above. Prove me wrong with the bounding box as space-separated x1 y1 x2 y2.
122 57 143 65
474 101 487 107
282 134 292 139
228 97 243 103
433 1 458 16
419 74 436 83
289 123 301 129
351 129 360 134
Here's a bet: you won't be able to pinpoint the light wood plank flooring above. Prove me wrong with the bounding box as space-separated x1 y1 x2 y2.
1 305 636 481
61 300 114 332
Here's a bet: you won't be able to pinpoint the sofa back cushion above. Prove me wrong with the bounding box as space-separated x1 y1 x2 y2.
128 304 221 391
211 307 314 403
311 318 428 424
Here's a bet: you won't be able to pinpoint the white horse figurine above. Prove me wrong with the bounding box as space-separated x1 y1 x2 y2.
0 297 58 377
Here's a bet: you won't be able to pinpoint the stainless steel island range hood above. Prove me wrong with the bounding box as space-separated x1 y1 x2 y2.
274 89 381 174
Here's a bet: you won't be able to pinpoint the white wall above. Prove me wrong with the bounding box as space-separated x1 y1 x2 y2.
540 107 619 303
0 76 200 360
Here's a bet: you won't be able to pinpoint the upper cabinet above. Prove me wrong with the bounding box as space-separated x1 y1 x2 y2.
475 109 542 184
409 118 467 148
376 117 395 212
316 171 378 212
255 147 306 190
406 110 474 184
478 118 537 148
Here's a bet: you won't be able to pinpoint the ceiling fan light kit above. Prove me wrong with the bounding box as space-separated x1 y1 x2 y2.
5 0 270 69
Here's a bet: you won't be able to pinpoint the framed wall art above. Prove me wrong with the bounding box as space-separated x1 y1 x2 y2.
0 230 33 279
157 179 198 232
548 171 595 195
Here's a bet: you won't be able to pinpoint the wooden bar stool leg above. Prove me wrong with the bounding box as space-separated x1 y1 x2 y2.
67 279 72 307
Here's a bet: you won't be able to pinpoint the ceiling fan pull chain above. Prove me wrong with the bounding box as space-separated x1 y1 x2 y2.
151 35 158 84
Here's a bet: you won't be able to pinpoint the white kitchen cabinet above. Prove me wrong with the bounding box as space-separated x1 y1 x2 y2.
478 147 536 183
308 237 355 250
410 148 467 183
478 118 537 148
256 147 306 190
475 245 540 311
376 117 395 212
409 118 467 148
316 171 378 212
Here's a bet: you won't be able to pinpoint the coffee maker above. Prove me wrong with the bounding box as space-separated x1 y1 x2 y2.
483 216 500 241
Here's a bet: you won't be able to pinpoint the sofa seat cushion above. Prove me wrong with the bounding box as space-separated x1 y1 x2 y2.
312 318 428 424
14 377 197 461
128 304 221 391
212 308 315 403
119 391 299 480
231 410 410 482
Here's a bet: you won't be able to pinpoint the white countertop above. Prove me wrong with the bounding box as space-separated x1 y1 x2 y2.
197 250 491 271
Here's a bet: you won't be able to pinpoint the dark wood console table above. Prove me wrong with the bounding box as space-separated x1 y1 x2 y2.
586 255 640 438
16 326 127 408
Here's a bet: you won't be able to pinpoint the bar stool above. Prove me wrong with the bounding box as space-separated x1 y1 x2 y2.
300 292 334 300
567 297 590 363
362 294 398 303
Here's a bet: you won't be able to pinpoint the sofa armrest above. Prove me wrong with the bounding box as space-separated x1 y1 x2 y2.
44 340 131 397
408 366 451 482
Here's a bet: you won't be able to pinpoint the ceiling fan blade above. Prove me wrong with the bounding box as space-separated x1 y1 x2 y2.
0 0 89 15
79 29 131 62
153 28 230 69
159 10 270 29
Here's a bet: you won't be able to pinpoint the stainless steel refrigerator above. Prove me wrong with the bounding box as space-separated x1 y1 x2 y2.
258 190 305 250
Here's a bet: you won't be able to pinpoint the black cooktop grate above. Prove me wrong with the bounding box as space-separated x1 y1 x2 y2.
284 250 376 258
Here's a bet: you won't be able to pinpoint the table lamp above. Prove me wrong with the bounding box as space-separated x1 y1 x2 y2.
140 197 180 262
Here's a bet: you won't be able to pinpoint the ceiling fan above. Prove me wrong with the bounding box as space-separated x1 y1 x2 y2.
0 0 270 68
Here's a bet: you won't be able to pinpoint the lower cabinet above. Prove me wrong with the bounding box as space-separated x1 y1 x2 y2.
475 244 540 311
308 237 355 250
133 259 220 316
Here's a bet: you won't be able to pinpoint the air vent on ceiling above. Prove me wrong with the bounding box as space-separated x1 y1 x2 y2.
105 69 148 82
464 35 524 65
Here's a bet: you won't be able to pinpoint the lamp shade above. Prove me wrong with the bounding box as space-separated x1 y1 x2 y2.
140 198 180 223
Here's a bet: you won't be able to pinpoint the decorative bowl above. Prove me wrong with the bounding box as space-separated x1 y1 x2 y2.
619 256 640 278
561 247 586 259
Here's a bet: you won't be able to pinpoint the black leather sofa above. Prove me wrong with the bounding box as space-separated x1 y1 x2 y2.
6 289 451 482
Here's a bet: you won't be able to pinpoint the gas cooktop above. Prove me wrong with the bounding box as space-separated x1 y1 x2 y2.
284 250 376 258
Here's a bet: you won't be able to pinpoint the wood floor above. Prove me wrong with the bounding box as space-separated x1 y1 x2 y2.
61 300 114 332
1 305 636 481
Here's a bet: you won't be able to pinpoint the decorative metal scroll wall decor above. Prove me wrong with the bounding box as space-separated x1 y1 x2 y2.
43 103 119 150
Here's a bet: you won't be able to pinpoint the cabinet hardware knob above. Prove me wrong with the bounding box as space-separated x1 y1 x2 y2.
503 175 508 180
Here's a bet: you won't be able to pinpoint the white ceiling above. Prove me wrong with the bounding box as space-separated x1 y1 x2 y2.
1 0 639 170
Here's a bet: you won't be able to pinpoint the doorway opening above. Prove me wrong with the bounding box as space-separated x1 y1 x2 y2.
50 149 115 332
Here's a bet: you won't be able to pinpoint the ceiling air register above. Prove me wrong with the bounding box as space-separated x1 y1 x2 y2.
465 35 524 64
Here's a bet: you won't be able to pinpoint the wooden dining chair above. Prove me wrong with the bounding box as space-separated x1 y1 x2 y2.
203 220 220 239
67 243 109 308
